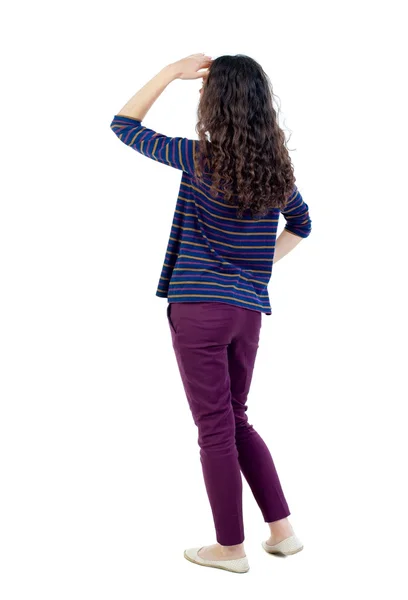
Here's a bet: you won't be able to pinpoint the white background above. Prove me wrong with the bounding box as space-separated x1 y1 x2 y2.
1 0 407 597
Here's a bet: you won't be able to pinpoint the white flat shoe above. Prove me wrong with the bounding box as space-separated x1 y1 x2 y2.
262 534 303 556
184 546 250 573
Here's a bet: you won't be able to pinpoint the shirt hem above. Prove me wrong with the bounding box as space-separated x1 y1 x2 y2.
156 292 271 315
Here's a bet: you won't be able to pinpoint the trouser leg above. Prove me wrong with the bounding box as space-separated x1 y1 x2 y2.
167 302 245 545
228 308 291 522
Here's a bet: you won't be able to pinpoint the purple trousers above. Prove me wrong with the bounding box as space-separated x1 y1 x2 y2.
167 301 290 546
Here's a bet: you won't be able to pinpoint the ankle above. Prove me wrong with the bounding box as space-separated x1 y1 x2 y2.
219 542 245 555
267 517 294 538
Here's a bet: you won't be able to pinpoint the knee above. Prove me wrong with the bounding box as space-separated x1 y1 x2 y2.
235 420 254 441
198 423 236 455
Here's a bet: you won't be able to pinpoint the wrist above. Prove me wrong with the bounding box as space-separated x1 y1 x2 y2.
163 62 181 81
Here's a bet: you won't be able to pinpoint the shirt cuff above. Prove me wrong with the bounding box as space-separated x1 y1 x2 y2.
113 114 142 123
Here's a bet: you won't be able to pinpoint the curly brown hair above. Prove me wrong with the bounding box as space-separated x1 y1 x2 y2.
193 54 296 219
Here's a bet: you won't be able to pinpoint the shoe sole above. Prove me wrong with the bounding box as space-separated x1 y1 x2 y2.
262 543 304 556
183 551 250 573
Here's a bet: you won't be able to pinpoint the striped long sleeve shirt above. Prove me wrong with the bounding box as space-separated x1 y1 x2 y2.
110 114 312 315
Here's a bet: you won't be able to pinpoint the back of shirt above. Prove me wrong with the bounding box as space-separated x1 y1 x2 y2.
110 114 312 315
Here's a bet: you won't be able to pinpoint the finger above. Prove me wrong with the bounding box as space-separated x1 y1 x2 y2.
199 58 213 69
195 53 212 62
193 69 210 79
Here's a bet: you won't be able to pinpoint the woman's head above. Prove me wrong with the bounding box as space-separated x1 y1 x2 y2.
194 54 295 219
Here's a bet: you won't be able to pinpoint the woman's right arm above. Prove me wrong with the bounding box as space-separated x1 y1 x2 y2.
273 229 304 263
274 186 312 263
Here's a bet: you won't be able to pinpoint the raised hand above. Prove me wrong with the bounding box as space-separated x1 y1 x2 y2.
171 53 213 80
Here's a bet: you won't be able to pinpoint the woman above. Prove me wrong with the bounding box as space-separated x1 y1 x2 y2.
110 53 311 574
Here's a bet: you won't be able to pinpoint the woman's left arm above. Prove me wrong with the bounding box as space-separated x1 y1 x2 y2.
115 54 212 121
110 54 212 173
115 65 178 122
